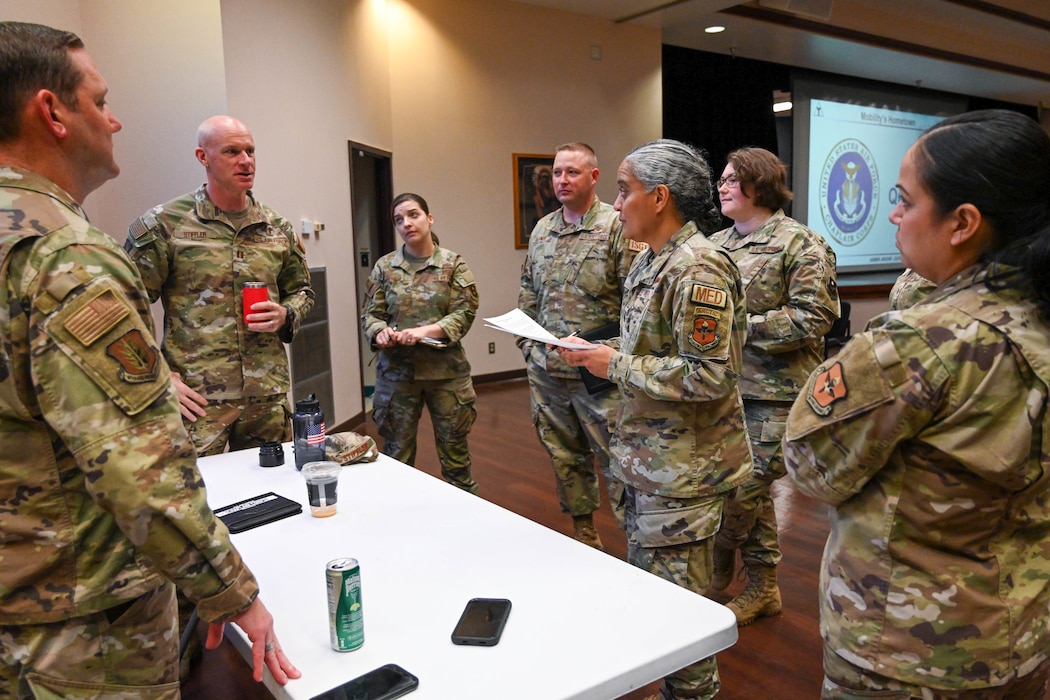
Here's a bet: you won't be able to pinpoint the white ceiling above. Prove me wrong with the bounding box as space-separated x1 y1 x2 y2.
515 0 1050 107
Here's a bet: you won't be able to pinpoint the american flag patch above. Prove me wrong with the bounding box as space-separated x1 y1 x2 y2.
307 422 326 446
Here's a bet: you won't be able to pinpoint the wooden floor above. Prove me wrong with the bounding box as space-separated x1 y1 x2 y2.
185 377 832 699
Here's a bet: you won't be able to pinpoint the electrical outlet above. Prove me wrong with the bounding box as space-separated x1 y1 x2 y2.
488 342 495 354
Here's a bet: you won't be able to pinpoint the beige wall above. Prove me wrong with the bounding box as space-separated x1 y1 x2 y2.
219 0 394 423
1 0 227 237
1 0 663 425
387 0 662 374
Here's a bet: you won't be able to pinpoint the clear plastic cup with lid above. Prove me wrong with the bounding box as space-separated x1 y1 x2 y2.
302 461 341 517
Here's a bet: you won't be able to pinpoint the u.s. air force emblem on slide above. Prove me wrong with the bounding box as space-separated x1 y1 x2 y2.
820 139 879 247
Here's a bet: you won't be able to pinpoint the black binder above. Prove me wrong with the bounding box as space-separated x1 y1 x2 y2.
576 322 620 395
215 492 303 533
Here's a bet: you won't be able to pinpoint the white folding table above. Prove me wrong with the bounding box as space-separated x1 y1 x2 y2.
196 446 738 699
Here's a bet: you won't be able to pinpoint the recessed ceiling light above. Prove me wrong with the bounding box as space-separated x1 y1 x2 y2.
704 25 726 34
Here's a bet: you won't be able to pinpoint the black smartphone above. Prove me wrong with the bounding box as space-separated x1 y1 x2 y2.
450 597 512 646
309 663 418 700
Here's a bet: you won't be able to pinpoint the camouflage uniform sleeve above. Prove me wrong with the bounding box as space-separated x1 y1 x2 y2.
272 212 315 343
889 268 937 311
516 229 542 356
609 265 740 403
784 323 946 505
748 235 839 354
435 255 479 343
124 209 172 304
610 219 638 287
361 261 390 349
32 244 258 623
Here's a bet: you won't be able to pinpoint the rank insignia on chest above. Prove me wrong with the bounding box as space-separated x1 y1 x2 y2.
690 312 720 352
106 329 160 384
806 362 847 416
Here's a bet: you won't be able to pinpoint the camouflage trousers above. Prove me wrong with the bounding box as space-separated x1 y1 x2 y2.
715 400 790 568
526 366 624 523
822 647 1050 699
187 392 291 457
373 375 478 494
624 486 724 700
0 583 179 699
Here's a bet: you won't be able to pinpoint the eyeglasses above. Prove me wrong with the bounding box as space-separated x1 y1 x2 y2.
716 174 741 189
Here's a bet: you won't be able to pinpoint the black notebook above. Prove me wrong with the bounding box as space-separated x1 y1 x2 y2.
215 492 302 533
576 322 620 395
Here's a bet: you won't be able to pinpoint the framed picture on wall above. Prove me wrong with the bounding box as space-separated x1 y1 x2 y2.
512 153 558 249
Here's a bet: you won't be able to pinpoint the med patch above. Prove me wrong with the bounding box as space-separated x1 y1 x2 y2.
690 283 727 309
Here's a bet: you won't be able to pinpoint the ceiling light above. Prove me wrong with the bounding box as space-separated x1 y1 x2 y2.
704 25 726 34
773 101 793 113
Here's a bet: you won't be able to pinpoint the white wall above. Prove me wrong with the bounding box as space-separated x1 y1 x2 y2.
1 0 662 426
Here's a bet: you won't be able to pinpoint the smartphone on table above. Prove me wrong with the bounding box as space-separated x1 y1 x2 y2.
450 597 512 646
309 663 418 700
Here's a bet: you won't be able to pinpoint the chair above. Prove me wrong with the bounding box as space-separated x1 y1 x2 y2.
824 299 851 359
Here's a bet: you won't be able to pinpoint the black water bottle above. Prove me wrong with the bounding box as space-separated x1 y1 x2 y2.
293 393 326 470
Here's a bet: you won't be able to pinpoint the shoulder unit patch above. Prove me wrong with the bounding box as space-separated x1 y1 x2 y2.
106 329 160 384
690 312 721 352
807 362 847 416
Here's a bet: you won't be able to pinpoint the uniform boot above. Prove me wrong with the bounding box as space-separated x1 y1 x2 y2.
572 513 604 551
711 545 735 592
726 562 781 626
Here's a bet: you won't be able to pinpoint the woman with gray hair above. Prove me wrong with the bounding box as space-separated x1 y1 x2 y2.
559 139 751 700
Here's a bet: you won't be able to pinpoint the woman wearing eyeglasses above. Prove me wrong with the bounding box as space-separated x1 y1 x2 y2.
707 147 840 626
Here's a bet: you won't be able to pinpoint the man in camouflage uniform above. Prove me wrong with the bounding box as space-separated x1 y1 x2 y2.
125 115 314 457
708 147 839 626
0 22 298 695
562 140 752 700
518 142 643 549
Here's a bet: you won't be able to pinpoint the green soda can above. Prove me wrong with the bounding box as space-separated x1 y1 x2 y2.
326 557 365 651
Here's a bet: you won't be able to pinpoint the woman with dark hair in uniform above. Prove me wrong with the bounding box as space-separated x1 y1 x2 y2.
786 109 1050 699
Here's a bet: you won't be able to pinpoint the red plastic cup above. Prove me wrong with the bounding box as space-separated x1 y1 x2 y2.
242 282 269 325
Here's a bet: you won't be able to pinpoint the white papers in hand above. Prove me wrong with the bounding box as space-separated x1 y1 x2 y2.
483 309 590 350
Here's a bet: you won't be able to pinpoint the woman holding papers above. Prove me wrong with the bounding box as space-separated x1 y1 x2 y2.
559 139 751 700
361 193 481 493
